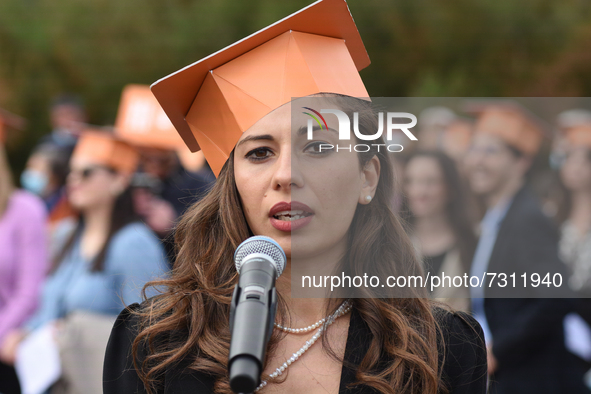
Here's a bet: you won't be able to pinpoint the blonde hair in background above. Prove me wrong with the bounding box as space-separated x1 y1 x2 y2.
0 143 14 215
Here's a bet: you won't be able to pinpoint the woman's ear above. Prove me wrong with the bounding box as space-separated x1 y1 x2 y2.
359 155 380 205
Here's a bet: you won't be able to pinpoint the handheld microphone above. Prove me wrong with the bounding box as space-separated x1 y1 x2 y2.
229 235 286 394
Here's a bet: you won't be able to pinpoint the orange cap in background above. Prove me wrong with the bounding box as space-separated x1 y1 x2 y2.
465 102 546 156
564 124 591 150
72 129 139 175
151 0 370 176
115 84 209 172
115 84 185 151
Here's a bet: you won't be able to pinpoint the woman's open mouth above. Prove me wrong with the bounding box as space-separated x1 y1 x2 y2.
269 202 314 231
273 210 313 221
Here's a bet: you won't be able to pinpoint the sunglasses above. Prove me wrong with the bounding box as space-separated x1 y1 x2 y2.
69 166 116 181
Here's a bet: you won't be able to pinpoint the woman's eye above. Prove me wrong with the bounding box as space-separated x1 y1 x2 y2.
304 141 333 154
245 147 273 162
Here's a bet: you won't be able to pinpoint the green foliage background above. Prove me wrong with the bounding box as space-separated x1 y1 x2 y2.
2 0 591 171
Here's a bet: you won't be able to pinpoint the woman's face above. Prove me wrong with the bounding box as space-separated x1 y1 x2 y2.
464 133 524 197
560 146 591 192
233 99 379 261
138 147 178 180
67 157 127 211
404 156 448 218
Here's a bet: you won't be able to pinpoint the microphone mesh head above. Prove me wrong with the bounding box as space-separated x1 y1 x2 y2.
234 236 286 277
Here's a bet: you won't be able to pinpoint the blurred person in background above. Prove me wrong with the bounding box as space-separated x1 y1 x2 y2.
134 146 213 227
404 150 477 311
554 123 591 385
440 119 473 174
415 106 473 173
114 84 214 264
39 94 87 150
540 109 591 219
556 124 591 295
417 106 457 151
2 131 167 394
552 109 591 171
464 104 586 393
0 117 48 394
20 143 77 241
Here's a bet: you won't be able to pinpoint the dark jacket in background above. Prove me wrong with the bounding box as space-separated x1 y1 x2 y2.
158 166 214 266
483 186 589 393
161 165 214 218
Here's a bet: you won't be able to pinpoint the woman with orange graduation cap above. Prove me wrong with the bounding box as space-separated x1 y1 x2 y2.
5 131 167 394
103 1 487 393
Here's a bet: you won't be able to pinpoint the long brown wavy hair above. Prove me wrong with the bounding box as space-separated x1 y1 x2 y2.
132 96 445 394
51 183 139 273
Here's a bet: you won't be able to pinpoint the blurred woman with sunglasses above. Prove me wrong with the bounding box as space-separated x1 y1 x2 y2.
4 131 167 394
0 128 48 394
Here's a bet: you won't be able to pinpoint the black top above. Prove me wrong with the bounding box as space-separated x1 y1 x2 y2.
103 304 487 394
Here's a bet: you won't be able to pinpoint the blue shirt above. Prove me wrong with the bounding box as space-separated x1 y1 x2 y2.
470 197 513 344
26 222 167 330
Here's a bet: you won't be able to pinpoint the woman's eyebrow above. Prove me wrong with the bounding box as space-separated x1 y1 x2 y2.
297 125 339 137
236 134 275 148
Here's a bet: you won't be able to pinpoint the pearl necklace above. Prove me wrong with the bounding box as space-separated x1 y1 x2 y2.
254 300 352 392
274 317 325 334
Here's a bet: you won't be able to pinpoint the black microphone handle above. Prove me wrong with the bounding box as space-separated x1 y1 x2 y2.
229 258 278 393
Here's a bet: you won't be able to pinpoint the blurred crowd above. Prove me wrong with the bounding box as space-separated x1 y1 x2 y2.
0 86 215 394
0 93 591 393
400 102 591 393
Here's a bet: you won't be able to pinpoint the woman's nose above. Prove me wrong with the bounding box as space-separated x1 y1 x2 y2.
272 148 303 191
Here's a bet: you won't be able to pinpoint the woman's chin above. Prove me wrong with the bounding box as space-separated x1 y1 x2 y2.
68 199 85 211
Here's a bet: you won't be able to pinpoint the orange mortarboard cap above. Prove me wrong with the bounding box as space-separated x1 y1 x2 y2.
72 129 139 175
115 84 185 151
151 0 370 176
466 102 545 156
564 124 591 150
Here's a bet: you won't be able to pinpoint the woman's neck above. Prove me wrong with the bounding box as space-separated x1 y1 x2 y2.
569 189 591 235
413 212 455 255
277 238 347 327
414 211 451 235
80 202 113 259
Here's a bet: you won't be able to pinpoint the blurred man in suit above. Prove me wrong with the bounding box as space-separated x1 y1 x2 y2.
465 104 589 393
